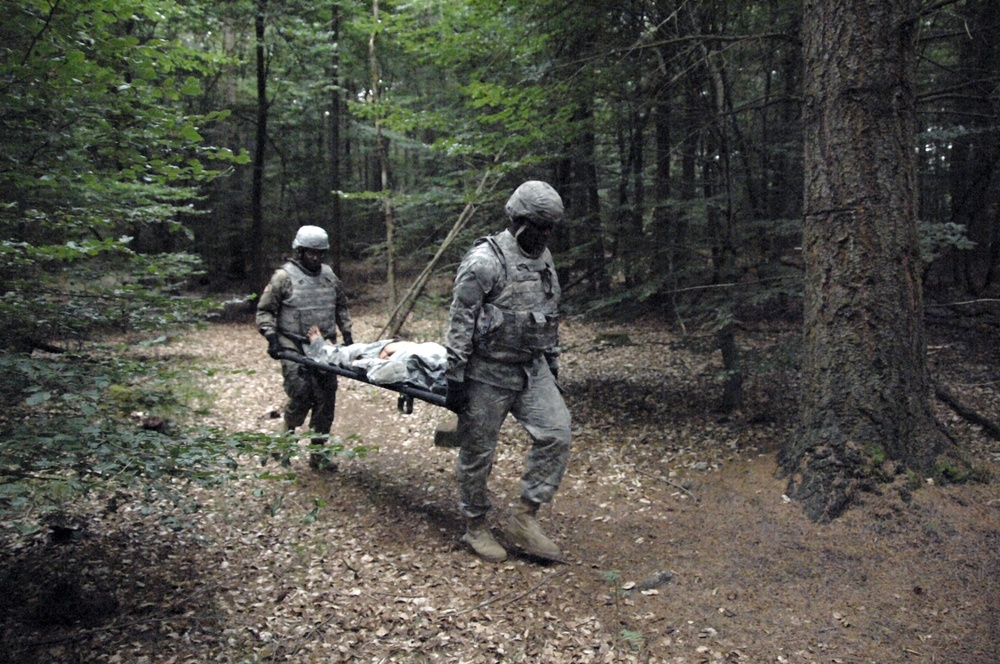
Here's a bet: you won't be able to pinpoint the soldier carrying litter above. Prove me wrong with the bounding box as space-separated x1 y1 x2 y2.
256 225 354 470
444 180 572 563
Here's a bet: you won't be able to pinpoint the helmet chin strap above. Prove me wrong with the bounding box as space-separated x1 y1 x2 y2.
295 248 323 274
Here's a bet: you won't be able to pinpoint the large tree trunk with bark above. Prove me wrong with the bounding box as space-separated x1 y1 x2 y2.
778 0 954 521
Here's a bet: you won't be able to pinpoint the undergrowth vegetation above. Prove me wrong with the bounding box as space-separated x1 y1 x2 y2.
0 343 377 536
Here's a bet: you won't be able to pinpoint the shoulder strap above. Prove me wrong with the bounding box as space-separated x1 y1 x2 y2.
479 234 507 283
282 261 303 279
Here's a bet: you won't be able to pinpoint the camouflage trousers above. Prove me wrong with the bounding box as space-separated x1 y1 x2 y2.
455 372 571 519
280 359 338 436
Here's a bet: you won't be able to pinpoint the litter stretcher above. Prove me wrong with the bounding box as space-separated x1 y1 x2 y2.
275 348 448 414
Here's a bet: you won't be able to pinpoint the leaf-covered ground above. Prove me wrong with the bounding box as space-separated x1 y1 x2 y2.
2 292 999 663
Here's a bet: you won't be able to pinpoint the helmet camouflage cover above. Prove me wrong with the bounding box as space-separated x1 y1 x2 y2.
504 181 564 225
292 225 330 250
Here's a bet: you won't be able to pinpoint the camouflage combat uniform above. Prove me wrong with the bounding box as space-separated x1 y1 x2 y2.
256 259 353 436
445 229 572 519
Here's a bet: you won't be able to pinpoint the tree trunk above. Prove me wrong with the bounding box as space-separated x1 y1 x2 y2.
946 0 1000 294
650 79 675 313
615 108 646 289
249 0 269 290
370 0 396 313
692 6 745 413
329 2 343 274
626 107 647 288
566 101 607 297
779 0 954 522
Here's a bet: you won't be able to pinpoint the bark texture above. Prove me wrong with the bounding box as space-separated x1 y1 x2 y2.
779 0 952 521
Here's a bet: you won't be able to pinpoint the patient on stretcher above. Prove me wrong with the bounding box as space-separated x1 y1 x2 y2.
304 325 447 393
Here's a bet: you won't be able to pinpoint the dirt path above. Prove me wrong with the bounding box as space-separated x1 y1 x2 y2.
2 307 999 663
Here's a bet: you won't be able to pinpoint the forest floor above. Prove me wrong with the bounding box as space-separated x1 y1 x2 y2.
2 275 999 663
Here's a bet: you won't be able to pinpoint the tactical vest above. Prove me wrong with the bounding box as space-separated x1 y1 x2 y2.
472 232 560 363
276 261 341 341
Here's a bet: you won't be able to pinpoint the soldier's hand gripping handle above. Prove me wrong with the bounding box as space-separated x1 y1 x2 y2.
265 332 283 359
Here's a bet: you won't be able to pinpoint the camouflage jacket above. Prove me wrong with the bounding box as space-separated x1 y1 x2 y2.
445 230 560 387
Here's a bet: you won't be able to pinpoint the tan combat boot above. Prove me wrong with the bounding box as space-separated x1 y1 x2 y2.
505 498 563 562
461 517 507 562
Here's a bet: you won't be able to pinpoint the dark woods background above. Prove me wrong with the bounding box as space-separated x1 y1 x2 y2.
4 0 998 340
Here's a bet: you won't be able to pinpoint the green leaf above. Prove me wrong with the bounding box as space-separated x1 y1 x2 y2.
180 125 203 142
180 77 202 95
25 391 52 406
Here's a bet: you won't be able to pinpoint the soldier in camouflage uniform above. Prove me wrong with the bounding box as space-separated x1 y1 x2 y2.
444 181 572 563
256 225 353 469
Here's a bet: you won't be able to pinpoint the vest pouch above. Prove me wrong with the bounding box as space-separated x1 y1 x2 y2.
474 308 558 361
520 311 559 351
473 303 505 344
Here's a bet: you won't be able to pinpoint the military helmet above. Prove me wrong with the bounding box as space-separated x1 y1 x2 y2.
504 181 564 226
292 225 330 251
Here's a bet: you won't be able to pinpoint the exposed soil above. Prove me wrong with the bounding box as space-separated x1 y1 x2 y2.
1 285 998 663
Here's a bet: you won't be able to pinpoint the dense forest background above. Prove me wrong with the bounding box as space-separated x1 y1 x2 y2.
1 0 999 522
5 0 999 332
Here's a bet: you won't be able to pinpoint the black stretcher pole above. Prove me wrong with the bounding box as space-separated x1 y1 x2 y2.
274 350 448 413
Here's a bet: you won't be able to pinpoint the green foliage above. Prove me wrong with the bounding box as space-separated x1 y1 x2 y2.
865 444 887 467
918 221 975 264
0 350 238 528
303 498 327 524
0 0 245 348
335 0 584 256
933 455 992 486
0 347 376 532
600 569 622 586
934 459 964 484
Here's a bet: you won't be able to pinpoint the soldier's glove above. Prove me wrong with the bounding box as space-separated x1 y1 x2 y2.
445 379 469 414
547 360 559 381
342 332 354 346
265 332 283 359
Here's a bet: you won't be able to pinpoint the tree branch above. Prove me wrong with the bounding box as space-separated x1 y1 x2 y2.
445 568 570 616
636 468 699 502
934 381 1000 442
0 469 64 482
19 0 63 68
